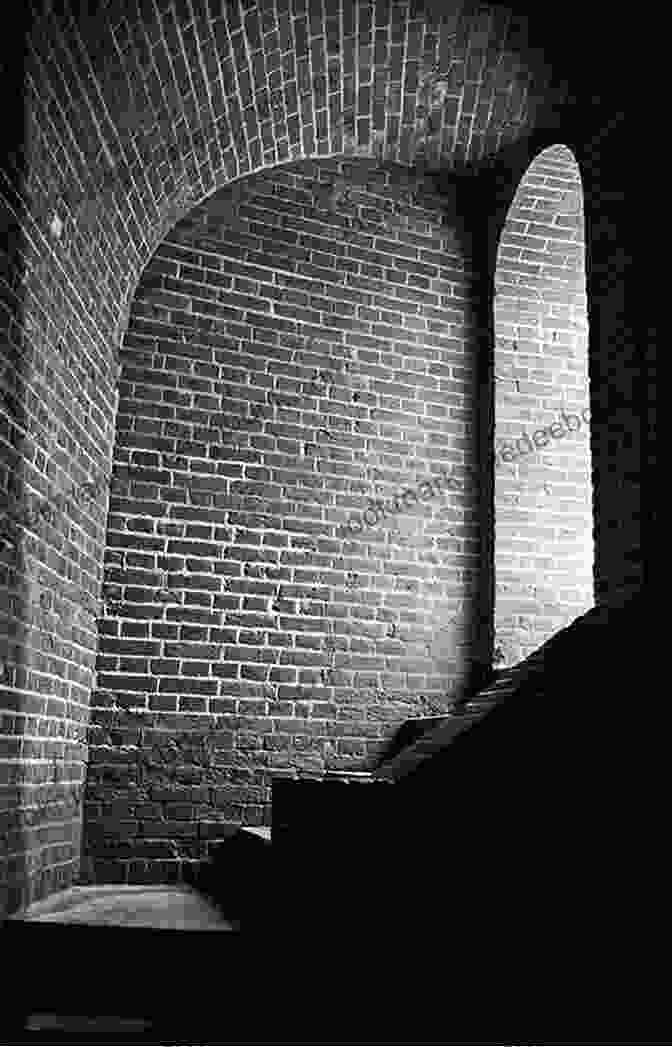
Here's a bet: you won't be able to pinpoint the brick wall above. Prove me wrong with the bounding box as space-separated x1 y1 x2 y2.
0 0 643 915
81 156 489 883
492 143 592 666
0 0 564 917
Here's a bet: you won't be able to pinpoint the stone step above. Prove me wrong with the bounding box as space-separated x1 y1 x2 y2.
372 595 643 784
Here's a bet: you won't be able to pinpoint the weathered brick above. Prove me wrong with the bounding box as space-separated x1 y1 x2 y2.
0 3 639 908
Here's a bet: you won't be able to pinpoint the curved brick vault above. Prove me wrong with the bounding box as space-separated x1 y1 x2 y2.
0 0 641 912
17 0 569 334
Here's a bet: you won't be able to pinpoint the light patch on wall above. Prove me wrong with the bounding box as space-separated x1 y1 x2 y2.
49 213 63 239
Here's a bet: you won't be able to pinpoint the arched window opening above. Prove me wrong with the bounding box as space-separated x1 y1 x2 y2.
493 144 593 668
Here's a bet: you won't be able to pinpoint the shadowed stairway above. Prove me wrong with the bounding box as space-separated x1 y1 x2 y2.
273 594 646 949
4 595 648 1040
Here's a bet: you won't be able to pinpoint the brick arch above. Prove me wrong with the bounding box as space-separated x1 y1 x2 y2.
492 143 593 668
25 0 567 287
14 0 571 383
82 152 496 882
0 0 569 911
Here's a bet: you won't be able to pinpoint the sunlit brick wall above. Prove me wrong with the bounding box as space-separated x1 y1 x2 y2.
493 144 592 666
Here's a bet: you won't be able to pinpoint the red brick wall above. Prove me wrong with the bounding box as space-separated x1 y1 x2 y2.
81 157 487 883
493 144 592 666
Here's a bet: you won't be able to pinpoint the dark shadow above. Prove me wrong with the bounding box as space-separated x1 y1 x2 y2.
419 164 499 708
195 827 272 931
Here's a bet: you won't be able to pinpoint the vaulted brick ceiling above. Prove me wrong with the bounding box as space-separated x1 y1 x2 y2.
23 0 571 238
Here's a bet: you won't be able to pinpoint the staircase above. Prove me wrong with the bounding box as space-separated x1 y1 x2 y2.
272 595 644 941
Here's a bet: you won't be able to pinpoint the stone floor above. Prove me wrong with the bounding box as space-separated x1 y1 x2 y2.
11 826 272 932
11 883 236 930
5 837 263 1039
